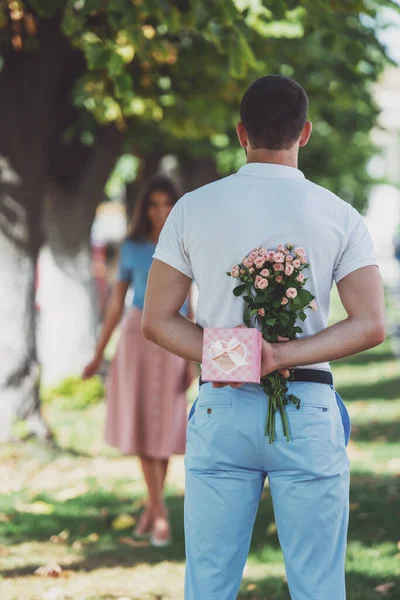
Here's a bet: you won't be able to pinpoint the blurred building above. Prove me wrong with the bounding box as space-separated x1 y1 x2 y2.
91 202 128 318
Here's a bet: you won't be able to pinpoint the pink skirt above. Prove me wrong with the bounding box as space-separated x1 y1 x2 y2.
105 307 188 458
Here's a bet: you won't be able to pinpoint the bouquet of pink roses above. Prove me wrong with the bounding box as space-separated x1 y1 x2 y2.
227 243 317 443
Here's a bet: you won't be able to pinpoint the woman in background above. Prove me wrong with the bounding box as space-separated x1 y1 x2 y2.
83 175 193 547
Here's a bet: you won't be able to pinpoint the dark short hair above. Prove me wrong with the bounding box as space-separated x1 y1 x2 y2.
240 75 309 151
129 174 182 241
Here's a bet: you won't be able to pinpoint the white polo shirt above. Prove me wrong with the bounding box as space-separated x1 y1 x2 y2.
153 163 378 371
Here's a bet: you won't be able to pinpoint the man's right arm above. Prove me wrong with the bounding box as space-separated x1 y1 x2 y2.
265 266 385 376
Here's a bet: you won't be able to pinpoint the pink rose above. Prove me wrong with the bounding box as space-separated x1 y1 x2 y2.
273 252 285 263
258 247 268 257
296 273 305 282
300 256 307 264
285 264 294 276
292 259 301 269
258 308 265 317
281 297 289 305
240 269 246 275
260 268 270 277
254 256 266 269
295 247 307 258
249 267 255 273
243 251 258 268
275 275 283 283
267 250 276 261
310 300 318 312
286 255 293 262
286 287 298 299
273 263 284 272
231 265 240 278
284 249 290 255
277 244 285 252
255 275 268 290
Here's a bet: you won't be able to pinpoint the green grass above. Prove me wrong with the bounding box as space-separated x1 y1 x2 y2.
0 291 399 599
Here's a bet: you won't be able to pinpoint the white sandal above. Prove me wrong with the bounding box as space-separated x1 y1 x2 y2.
150 518 172 547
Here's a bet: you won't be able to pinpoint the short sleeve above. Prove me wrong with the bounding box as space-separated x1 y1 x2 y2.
116 241 134 283
153 198 193 279
334 208 378 283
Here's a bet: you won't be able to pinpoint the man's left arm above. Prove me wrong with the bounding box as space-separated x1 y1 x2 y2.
142 259 203 362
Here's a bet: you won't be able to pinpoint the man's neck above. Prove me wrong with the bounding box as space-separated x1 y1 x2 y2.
246 148 299 169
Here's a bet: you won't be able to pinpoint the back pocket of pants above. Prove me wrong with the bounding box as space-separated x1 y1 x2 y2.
196 392 232 435
285 404 329 413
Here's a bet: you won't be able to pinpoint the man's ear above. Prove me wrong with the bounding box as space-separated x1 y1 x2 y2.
299 121 312 147
236 122 248 148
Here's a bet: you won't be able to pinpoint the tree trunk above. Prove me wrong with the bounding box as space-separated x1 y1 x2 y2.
0 22 83 440
38 127 122 387
0 197 46 441
178 156 220 192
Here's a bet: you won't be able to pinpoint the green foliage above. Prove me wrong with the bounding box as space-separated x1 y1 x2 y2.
105 153 139 199
42 375 104 409
0 1 395 210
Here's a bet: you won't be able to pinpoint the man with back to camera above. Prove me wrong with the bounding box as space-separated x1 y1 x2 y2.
142 75 385 600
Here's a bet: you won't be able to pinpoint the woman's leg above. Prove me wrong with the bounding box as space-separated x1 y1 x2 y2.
134 456 164 536
160 458 169 489
135 456 171 541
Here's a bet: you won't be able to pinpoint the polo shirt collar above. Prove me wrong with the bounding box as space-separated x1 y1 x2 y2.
237 162 305 180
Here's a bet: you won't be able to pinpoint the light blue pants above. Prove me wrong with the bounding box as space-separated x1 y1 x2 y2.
184 382 350 600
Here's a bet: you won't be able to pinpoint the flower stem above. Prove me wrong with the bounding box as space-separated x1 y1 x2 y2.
265 372 291 443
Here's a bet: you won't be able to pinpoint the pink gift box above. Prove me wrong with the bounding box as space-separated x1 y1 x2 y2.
201 328 262 384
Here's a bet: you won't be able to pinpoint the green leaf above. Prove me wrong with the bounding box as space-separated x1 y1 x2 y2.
265 318 277 326
250 308 259 316
233 284 246 297
278 312 291 324
114 73 133 99
243 307 251 326
255 292 267 304
298 289 315 306
298 311 307 322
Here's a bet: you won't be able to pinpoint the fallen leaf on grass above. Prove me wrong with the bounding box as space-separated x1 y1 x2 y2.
0 512 10 522
375 582 395 595
118 536 149 548
55 483 89 502
84 532 99 543
35 563 63 578
111 514 136 530
17 501 54 514
50 530 70 544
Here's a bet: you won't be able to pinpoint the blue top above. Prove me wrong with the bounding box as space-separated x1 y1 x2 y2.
117 239 189 315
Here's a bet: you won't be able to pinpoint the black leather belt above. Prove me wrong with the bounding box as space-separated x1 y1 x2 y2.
199 368 333 387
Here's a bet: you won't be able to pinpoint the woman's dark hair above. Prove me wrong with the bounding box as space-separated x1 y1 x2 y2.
240 75 309 151
128 174 182 241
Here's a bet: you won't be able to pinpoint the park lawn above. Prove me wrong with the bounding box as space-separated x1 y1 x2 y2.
0 293 399 600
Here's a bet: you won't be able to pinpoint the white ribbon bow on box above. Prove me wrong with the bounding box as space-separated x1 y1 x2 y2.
209 337 249 368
